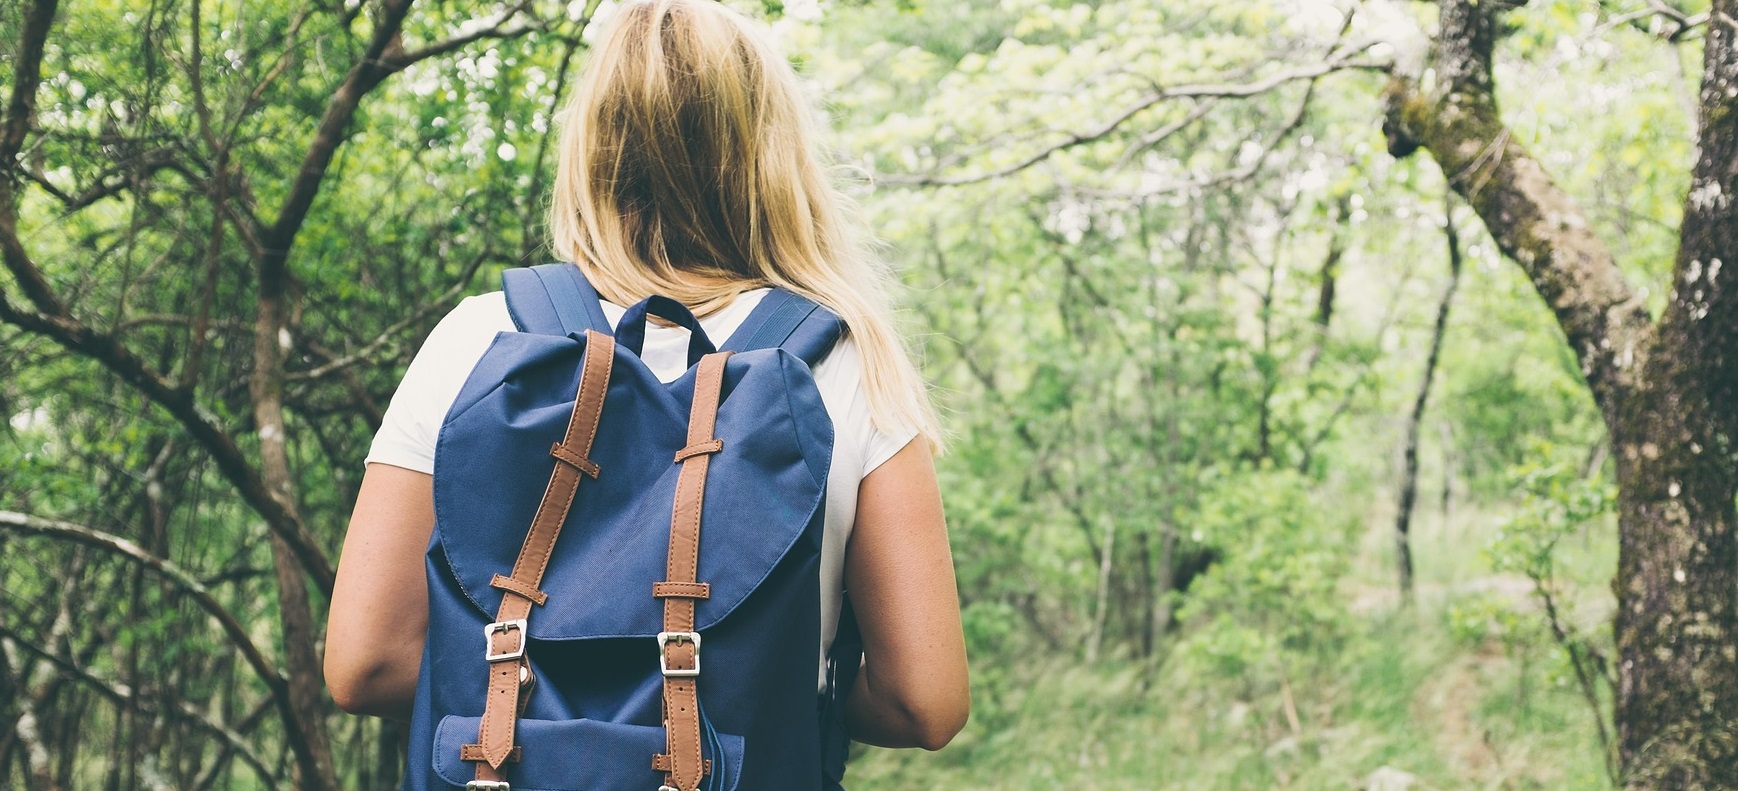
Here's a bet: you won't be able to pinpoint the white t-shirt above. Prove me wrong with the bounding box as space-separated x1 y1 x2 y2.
365 289 915 687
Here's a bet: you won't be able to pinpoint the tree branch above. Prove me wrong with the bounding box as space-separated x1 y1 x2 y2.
878 50 1388 187
0 296 337 595
261 0 415 258
1382 0 1653 418
0 627 281 791
1598 0 1708 42
286 249 491 382
1 0 66 315
385 1 543 68
0 509 332 787
0 0 58 163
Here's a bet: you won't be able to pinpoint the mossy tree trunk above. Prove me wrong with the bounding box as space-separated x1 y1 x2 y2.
1384 0 1738 785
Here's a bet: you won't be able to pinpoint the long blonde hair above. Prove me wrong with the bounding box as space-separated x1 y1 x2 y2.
549 0 940 448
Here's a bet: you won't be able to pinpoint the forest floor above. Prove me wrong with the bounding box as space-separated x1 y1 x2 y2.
847 501 1618 790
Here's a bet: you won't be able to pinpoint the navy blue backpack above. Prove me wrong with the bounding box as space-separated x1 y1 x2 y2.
403 264 861 791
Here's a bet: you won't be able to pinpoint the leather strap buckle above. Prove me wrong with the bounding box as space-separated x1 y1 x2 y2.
484 619 528 662
656 631 701 677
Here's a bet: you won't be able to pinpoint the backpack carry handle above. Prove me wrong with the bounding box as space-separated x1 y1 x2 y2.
615 295 718 368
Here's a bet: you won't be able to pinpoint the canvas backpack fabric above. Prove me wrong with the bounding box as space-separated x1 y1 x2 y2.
402 264 861 791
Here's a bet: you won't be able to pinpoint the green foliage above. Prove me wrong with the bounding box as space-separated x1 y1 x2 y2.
1 0 1693 786
1447 591 1536 650
1173 470 1355 674
1487 442 1618 585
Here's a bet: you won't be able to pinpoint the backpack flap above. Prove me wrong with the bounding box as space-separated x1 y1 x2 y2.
433 330 832 641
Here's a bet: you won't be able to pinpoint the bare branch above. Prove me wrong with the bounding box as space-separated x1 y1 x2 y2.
261 0 415 256
386 1 543 68
0 296 337 595
1070 74 1321 202
0 511 285 691
1108 99 1218 172
0 627 281 791
287 249 491 382
877 49 1388 187
0 509 336 785
24 149 183 214
1598 0 1708 41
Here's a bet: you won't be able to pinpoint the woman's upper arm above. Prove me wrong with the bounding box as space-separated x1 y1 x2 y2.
326 297 504 716
324 462 436 718
844 437 970 746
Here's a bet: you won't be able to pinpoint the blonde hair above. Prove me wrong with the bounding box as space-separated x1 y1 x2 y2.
549 0 940 448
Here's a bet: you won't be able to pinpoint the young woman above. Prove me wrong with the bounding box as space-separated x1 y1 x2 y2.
323 0 970 766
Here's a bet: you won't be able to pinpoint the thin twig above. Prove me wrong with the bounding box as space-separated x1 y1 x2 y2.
877 50 1387 187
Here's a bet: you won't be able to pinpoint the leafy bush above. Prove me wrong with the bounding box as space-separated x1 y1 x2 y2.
1172 469 1356 676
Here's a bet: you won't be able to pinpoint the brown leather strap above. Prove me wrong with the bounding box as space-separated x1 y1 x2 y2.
471 330 615 779
657 351 729 791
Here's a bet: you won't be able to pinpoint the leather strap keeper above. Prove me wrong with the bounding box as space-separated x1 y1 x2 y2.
462 745 522 762
673 439 724 463
490 574 549 606
652 581 711 600
651 755 712 775
549 442 601 477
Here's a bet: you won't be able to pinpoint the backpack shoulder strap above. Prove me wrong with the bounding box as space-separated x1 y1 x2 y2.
502 263 614 337
721 289 845 366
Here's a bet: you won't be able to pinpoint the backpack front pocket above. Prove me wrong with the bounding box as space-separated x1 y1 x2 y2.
431 715 744 791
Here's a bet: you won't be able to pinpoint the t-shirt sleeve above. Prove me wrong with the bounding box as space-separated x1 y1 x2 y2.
813 336 920 478
364 293 512 474
862 419 918 476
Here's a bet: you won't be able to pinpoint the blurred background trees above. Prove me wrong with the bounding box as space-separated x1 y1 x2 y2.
2 0 1732 788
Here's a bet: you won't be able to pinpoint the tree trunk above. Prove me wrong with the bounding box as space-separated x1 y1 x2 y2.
1610 0 1738 775
1382 0 1738 784
251 260 339 791
1306 194 1348 372
1152 522 1179 639
1395 199 1464 601
1611 392 1738 785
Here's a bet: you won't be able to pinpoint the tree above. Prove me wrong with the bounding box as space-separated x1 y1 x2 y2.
1383 0 1738 785
0 0 598 786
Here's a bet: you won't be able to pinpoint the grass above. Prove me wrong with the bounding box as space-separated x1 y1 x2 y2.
847 494 1619 790
848 612 1612 790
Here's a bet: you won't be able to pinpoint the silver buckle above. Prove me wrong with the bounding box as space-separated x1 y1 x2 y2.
466 782 510 790
656 631 701 677
483 619 527 662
